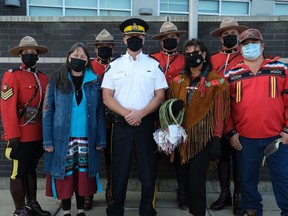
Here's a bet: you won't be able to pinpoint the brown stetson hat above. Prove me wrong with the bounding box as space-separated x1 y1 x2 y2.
152 21 187 40
9 36 48 56
211 17 248 37
87 29 116 45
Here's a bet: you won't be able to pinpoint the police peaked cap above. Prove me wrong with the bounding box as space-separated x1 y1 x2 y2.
119 18 149 35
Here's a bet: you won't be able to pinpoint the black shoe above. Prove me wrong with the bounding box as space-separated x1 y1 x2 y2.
84 195 93 210
210 191 232 211
13 207 32 216
27 200 51 216
77 213 86 216
176 189 188 210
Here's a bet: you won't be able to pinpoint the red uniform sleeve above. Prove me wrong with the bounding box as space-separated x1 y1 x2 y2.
0 71 21 140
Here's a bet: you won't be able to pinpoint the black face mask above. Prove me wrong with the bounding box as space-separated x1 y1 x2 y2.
21 53 38 68
69 58 87 72
223 34 238 48
97 47 112 60
185 54 204 68
127 37 143 52
163 38 178 51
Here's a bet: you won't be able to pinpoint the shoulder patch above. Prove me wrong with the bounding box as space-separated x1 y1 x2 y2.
1 84 14 101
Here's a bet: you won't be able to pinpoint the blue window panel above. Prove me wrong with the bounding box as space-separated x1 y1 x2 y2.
99 10 131 16
100 0 131 9
29 0 62 6
66 0 97 7
275 3 288 15
160 0 188 12
199 0 219 14
222 2 249 15
29 7 62 16
65 9 98 16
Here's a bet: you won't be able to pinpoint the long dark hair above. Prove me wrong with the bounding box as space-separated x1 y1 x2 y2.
183 38 212 76
54 42 92 92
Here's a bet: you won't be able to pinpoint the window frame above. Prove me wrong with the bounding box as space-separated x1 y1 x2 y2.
198 0 251 16
275 1 288 15
27 0 132 16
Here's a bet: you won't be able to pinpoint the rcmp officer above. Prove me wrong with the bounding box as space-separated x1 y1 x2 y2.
151 21 187 84
101 18 168 216
209 17 248 215
84 29 116 210
0 36 51 216
151 21 188 209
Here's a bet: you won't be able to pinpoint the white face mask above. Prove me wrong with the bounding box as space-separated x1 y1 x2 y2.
241 43 262 60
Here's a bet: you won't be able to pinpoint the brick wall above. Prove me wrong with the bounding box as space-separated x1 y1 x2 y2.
0 16 287 180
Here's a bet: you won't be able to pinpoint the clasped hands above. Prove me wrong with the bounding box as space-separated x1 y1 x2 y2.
124 109 143 126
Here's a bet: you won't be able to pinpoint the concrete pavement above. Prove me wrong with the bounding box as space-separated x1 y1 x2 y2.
0 178 281 216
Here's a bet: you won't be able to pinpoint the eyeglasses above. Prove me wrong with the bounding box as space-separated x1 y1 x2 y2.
184 50 202 57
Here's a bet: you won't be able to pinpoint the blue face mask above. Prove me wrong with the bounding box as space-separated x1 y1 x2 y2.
241 43 262 60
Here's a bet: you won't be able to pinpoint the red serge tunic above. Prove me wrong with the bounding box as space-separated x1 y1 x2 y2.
151 51 185 84
225 57 288 138
211 49 244 78
0 65 48 142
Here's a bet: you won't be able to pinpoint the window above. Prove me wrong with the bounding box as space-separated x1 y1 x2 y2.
275 2 288 15
28 0 132 16
159 0 189 15
199 0 250 15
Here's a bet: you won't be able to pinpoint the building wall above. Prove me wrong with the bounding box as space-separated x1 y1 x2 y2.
0 16 287 181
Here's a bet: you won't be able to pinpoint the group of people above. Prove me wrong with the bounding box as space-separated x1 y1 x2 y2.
1 16 288 216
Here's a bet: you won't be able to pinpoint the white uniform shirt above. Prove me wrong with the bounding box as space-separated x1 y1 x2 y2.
101 51 168 110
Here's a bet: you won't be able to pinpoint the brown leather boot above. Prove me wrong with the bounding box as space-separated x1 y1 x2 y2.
210 162 232 210
10 178 32 216
25 173 51 216
84 195 93 210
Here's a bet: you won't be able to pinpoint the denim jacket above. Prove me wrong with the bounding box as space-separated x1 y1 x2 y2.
42 69 106 179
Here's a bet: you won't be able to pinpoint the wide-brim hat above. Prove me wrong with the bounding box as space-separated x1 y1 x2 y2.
119 18 149 35
211 17 248 37
9 36 48 56
152 21 187 40
87 29 117 45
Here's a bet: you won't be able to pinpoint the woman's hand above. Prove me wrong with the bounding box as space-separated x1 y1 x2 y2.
44 146 54 153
